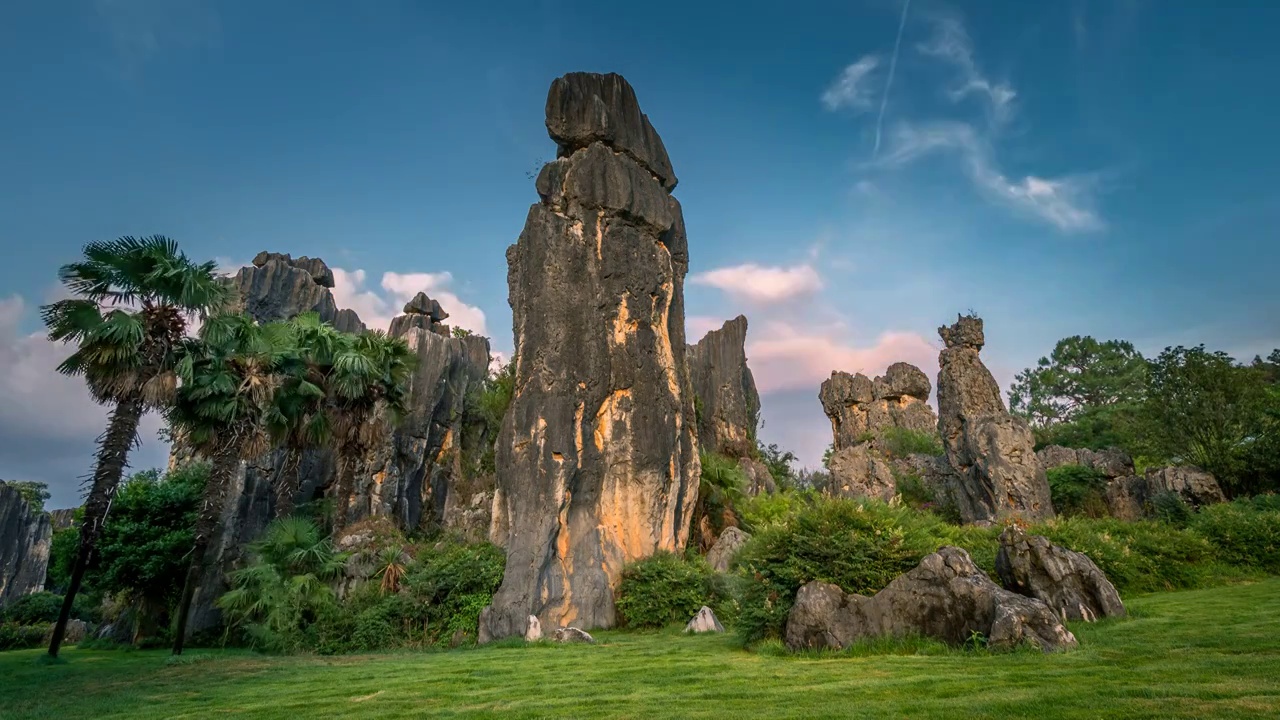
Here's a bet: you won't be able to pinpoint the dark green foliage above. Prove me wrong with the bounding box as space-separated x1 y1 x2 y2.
0 623 49 651
450 327 473 338
614 552 729 629
462 358 515 478
1009 336 1148 429
694 452 748 547
1151 491 1194 527
5 482 50 513
1033 518 1218 594
893 472 936 510
1189 498 1280 572
0 592 97 626
757 442 797 490
878 427 943 459
399 541 506 645
1045 465 1108 517
45 521 81 593
1138 345 1272 496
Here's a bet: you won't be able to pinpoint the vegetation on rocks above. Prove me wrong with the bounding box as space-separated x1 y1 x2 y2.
614 552 732 629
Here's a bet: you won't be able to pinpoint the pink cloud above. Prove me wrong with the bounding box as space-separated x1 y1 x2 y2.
690 263 823 304
747 320 939 394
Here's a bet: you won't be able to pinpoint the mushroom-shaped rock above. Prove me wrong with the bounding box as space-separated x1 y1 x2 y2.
706 526 751 573
996 526 1125 622
552 627 595 644
685 606 725 634
785 547 1077 653
403 291 433 315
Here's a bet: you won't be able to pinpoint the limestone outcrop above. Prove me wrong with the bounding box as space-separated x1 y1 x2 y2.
479 72 699 642
0 481 52 606
687 316 760 458
1037 446 1134 480
996 526 1125 622
706 526 751 573
233 251 365 334
785 547 1077 653
936 316 1054 523
819 363 938 501
389 291 452 338
1036 446 1225 520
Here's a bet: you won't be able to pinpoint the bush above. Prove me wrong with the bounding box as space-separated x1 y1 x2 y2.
615 552 729 629
0 591 99 626
1151 491 1193 527
1045 465 1109 517
736 490 817 533
401 541 506 644
0 622 49 651
1190 499 1280 572
878 427 943 459
1030 517 1217 594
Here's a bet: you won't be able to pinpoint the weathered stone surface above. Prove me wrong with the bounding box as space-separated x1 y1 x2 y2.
0 481 52 606
1143 466 1226 508
936 316 1053 523
392 292 452 337
820 362 937 501
545 72 677 190
480 73 699 642
996 526 1125 622
235 250 365 333
524 615 542 642
828 445 897 502
1037 446 1135 479
785 547 1077 653
685 606 725 634
553 627 596 644
45 619 88 645
739 456 776 496
48 508 78 531
687 316 761 459
706 526 751 573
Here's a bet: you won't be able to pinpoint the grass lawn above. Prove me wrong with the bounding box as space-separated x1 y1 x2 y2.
3 578 1279 719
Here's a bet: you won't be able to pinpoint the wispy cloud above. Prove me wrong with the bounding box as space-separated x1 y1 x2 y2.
822 55 881 112
917 13 1016 125
877 121 1104 232
94 0 220 78
691 263 824 303
330 268 489 336
873 0 914 157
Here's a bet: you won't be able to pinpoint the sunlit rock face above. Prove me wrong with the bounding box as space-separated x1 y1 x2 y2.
936 315 1054 523
479 72 700 641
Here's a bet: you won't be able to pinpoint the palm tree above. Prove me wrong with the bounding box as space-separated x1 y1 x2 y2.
263 313 343 519
42 236 230 659
167 313 297 654
327 331 416 533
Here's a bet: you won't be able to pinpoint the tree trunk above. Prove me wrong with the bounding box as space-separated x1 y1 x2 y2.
172 440 240 655
272 448 303 519
48 395 144 659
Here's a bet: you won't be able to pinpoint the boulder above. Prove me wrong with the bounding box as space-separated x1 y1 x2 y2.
996 526 1125 622
706 526 751 573
739 456 777 496
936 315 1054 523
785 547 1077 653
687 316 762 460
552 627 596 644
1037 446 1135 479
236 251 362 333
685 606 725 634
827 445 897 502
479 73 699 642
1143 466 1226 508
0 481 52 606
525 615 543 642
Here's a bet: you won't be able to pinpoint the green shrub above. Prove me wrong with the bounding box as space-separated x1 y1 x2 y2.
879 427 943 459
0 591 100 626
894 472 936 510
1151 491 1193 527
1045 465 1108 517
401 541 506 645
737 490 817 533
0 622 49 651
1190 499 1280 572
1029 517 1216 594
614 552 730 629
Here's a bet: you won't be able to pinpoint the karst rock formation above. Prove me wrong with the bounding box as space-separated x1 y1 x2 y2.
936 315 1054 523
819 362 938 501
687 316 774 494
181 254 492 637
1036 446 1226 520
479 72 700 642
0 481 52 606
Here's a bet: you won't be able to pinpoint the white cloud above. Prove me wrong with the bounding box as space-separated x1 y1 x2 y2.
876 121 1104 232
917 14 1016 124
0 295 168 508
329 268 489 337
821 55 881 112
691 263 824 304
747 319 938 394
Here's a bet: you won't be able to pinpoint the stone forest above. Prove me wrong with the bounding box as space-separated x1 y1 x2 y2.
3 72 1279 718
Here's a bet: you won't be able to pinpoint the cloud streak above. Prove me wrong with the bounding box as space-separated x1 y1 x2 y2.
691 263 824 304
917 13 1016 125
822 55 881 112
874 0 914 157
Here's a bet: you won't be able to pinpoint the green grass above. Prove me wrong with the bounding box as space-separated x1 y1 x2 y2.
3 579 1280 719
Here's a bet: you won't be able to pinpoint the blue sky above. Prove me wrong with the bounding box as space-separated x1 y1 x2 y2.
3 0 1278 507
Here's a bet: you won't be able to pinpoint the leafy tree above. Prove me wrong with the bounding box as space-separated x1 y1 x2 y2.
41 235 230 659
757 442 797 490
6 481 50 513
326 331 415 533
1137 345 1272 495
450 326 473 339
167 314 298 654
1009 336 1148 450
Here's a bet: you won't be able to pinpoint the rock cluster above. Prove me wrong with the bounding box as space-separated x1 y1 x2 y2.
233 251 365 334
706 526 751 573
819 363 937 501
936 315 1054 523
389 291 452 337
785 547 1077 653
479 72 699 642
1037 446 1226 520
996 526 1125 622
0 481 51 606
